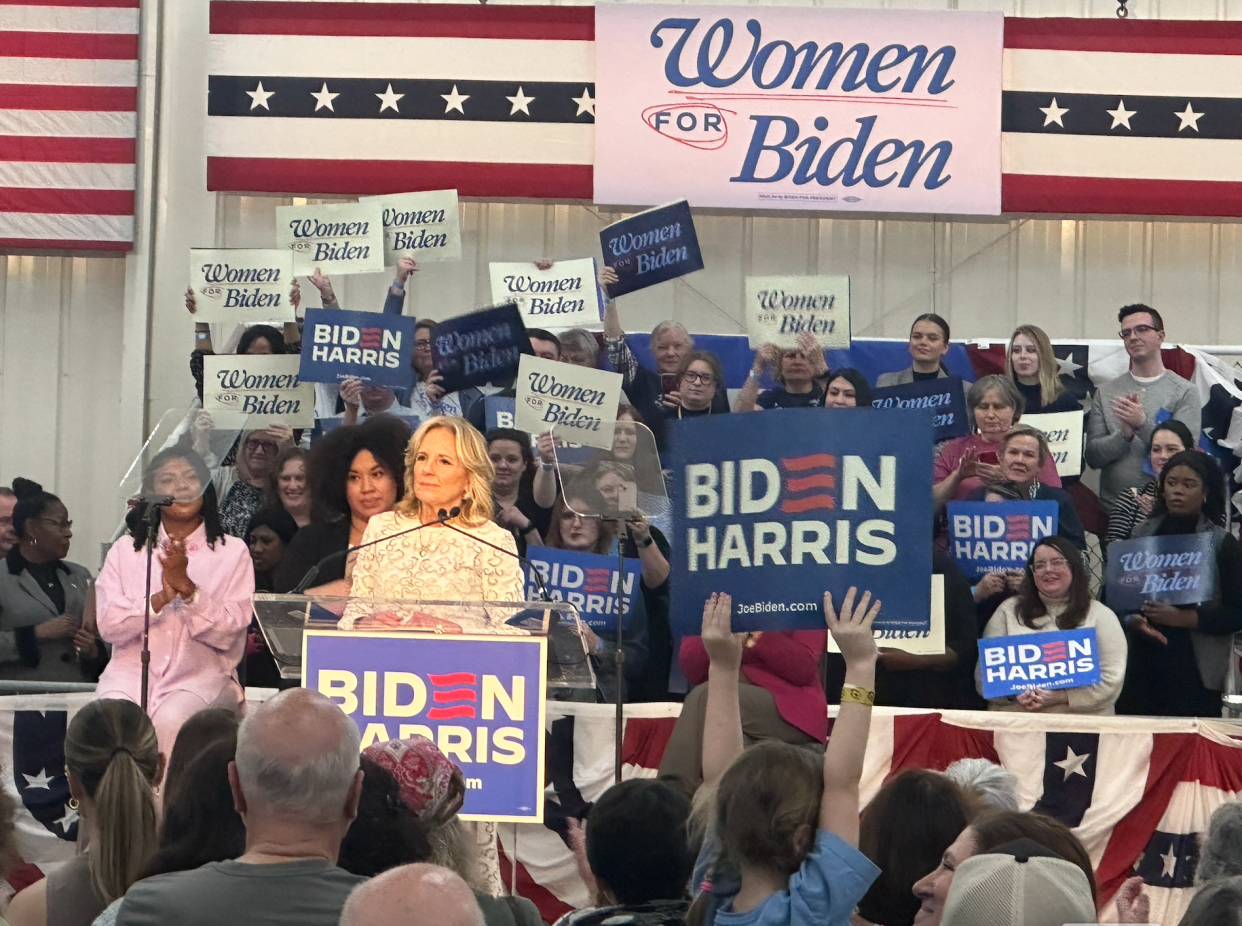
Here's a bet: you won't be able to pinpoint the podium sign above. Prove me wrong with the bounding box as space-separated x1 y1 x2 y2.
304 631 547 822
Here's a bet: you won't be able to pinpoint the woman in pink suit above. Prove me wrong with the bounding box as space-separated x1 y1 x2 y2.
94 447 254 751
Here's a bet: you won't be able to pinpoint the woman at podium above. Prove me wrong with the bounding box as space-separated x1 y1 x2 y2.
345 418 523 625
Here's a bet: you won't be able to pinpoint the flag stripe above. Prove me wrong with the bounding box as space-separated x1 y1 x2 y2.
0 235 127 250
206 117 593 165
1002 174 1242 218
208 156 593 199
0 186 131 214
209 2 595 42
1005 16 1242 55
1002 134 1242 182
0 135 134 163
209 35 595 83
0 210 131 240
0 160 132 188
0 55 135 85
0 0 139 7
0 83 134 111
0 110 135 138
0 6 138 32
1003 49 1242 97
0 29 137 58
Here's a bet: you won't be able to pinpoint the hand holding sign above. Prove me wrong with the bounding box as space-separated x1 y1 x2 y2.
1141 599 1198 629
1014 688 1069 712
701 592 743 672
824 588 880 666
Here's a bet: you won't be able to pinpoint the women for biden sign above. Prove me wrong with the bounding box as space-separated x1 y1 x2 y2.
666 407 932 635
594 5 1002 214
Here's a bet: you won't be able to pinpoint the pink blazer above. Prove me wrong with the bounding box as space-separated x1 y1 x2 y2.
95 522 254 711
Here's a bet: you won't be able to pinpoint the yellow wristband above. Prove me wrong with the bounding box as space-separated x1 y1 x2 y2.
841 684 876 707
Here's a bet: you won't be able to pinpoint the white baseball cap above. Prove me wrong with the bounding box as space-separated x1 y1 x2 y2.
942 839 1096 926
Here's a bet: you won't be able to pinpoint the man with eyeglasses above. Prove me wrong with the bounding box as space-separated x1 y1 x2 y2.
1085 304 1199 507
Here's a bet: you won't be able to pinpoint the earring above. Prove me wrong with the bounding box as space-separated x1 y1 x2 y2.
152 784 160 797
68 797 79 810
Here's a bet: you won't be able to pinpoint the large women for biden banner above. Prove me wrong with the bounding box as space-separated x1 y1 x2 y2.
594 4 1002 214
666 408 933 635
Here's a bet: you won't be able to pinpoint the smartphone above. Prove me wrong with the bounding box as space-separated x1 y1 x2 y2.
661 373 679 396
978 450 999 466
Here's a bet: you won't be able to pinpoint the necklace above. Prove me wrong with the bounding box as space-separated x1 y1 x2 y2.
677 405 712 419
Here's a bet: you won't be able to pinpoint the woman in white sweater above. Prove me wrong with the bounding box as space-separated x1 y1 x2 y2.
977 535 1127 714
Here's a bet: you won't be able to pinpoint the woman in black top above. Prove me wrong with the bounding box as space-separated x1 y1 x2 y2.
1004 325 1083 414
1116 450 1242 717
735 333 827 412
486 428 552 556
271 417 409 594
0 479 99 680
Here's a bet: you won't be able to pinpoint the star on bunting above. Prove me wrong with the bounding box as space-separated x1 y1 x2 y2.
572 88 595 118
1106 99 1136 130
1040 97 1068 128
1053 746 1090 781
506 86 535 116
441 85 469 114
246 81 274 111
311 82 340 112
1161 843 1178 879
55 802 78 833
376 83 404 113
1055 353 1083 377
21 768 53 790
1175 102 1203 132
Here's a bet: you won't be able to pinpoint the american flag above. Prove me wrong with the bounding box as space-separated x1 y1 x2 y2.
0 0 138 251
498 705 1242 926
206 1 595 199
208 6 1242 219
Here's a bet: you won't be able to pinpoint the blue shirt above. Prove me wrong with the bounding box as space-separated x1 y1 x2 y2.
694 828 879 926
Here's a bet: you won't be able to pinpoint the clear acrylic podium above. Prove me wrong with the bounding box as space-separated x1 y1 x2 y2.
252 595 597 692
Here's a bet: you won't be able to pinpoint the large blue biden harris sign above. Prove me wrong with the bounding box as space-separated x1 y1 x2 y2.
666 408 933 635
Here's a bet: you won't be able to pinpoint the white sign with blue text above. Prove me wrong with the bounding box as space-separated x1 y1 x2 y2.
594 5 1003 214
745 275 850 350
515 355 623 451
190 249 294 324
276 201 385 275
203 354 315 429
489 258 602 330
978 628 1101 700
360 189 462 265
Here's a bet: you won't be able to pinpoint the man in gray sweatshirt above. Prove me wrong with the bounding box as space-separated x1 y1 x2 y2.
1085 304 1200 508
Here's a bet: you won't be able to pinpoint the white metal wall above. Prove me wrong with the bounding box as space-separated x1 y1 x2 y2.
6 0 1242 562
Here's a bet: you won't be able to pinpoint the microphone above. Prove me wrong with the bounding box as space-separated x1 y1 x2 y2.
291 506 460 594
435 510 554 603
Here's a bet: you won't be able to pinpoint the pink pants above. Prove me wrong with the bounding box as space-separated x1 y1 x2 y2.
94 682 242 754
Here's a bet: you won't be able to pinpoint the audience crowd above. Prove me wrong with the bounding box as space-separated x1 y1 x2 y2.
0 263 1236 926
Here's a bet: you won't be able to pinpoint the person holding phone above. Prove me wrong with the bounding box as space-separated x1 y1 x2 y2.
932 375 1062 510
599 266 728 447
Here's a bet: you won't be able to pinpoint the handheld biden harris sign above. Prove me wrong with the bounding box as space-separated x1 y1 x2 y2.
666 407 933 635
947 501 1059 581
190 249 294 324
1105 533 1218 615
978 629 1101 700
276 201 385 275
431 303 533 394
305 631 547 822
299 309 416 391
524 547 643 632
593 5 1003 214
490 258 603 330
601 201 704 298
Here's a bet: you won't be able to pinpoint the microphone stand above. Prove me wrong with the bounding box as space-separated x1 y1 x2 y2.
137 496 174 715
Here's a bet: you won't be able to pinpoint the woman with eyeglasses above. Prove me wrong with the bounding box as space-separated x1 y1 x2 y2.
976 536 1126 714
405 319 462 420
0 478 99 682
217 426 294 539
94 448 253 752
1116 450 1242 717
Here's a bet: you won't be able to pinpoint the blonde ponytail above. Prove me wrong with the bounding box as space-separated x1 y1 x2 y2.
65 700 160 904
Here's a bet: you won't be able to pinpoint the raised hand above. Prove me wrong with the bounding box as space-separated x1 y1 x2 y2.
160 539 195 598
289 278 302 313
824 587 879 668
339 377 363 408
425 369 446 404
396 256 418 284
598 265 619 288
185 286 197 314
796 331 828 375
309 268 336 306
701 592 743 672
